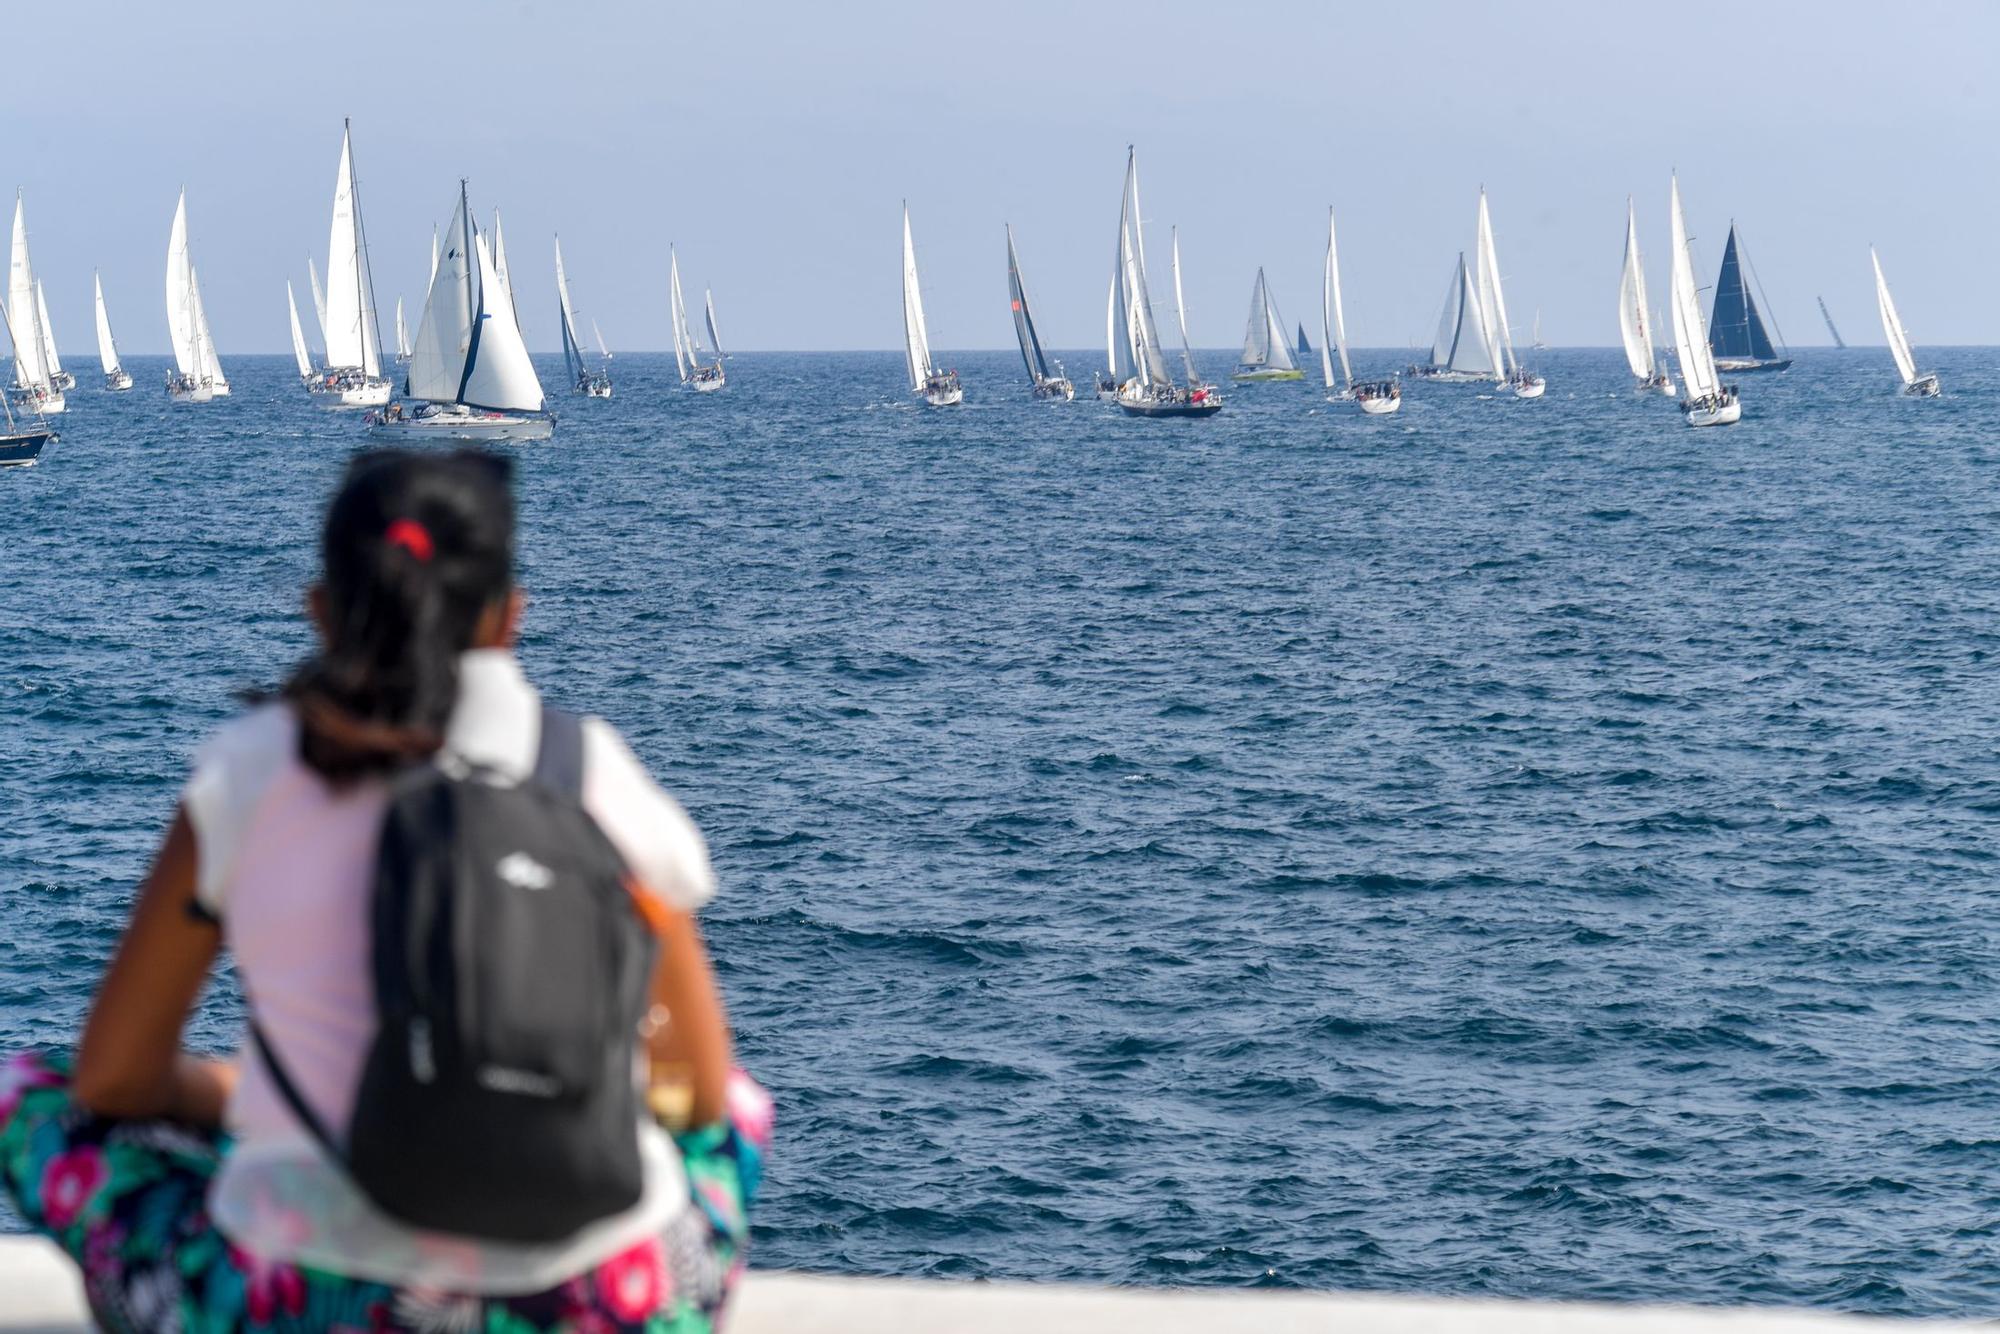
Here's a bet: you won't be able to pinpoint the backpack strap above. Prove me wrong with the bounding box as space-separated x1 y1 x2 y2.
532 706 585 798
249 1019 344 1164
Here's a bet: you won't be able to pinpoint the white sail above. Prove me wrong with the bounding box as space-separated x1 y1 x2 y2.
9 196 49 390
1170 227 1200 386
428 226 439 292
394 297 411 361
286 281 313 378
554 236 583 374
94 273 123 376
1444 254 1498 377
308 256 329 350
461 232 541 413
1871 247 1919 386
1430 263 1460 368
669 247 701 383
901 205 934 391
1474 189 1515 374
1618 199 1656 380
1120 151 1173 387
165 192 201 379
1239 269 1295 371
1323 208 1353 391
407 193 474 404
324 121 383 377
191 266 226 392
1667 175 1720 402
34 281 61 379
701 296 720 359
1108 232 1136 388
490 209 520 331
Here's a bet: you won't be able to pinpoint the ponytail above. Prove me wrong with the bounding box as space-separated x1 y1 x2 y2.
283 449 515 784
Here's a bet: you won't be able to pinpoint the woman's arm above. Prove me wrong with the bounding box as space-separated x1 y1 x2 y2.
642 905 733 1128
73 806 235 1126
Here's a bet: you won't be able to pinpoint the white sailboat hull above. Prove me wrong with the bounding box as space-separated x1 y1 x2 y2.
1358 394 1402 415
691 374 726 394
1638 374 1676 396
1684 397 1741 428
10 386 64 414
922 385 964 407
1511 376 1547 399
307 375 394 408
166 381 213 404
366 404 554 441
104 370 133 392
1032 377 1075 402
1230 367 1306 382
1406 368 1497 385
1904 373 1941 398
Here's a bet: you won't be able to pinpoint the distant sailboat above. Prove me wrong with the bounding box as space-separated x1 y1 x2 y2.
1666 175 1740 427
1531 309 1547 351
1234 268 1303 380
1006 224 1073 401
554 236 611 398
1476 189 1544 398
393 297 412 364
9 194 64 414
1618 197 1675 396
36 283 72 392
93 272 133 391
1410 253 1500 383
901 204 960 407
670 245 726 394
1295 322 1312 359
1108 148 1220 418
1871 247 1939 398
0 288 56 464
1708 224 1790 372
1322 207 1399 414
1168 227 1216 399
1818 296 1846 349
165 190 227 403
286 280 315 382
594 318 614 363
309 120 392 407
368 183 550 440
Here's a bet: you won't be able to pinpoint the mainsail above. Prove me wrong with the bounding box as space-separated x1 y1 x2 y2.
1474 189 1516 374
1322 208 1353 392
1238 268 1296 371
93 273 124 377
1117 149 1173 388
1709 226 1780 361
1005 224 1052 384
700 299 719 361
286 281 313 378
1435 254 1498 377
1667 176 1720 402
405 186 543 413
490 209 521 331
324 120 383 377
1618 198 1658 380
394 298 411 361
1871 247 1919 387
901 205 934 391
34 281 61 383
1170 227 1200 387
10 196 50 390
1296 322 1312 359
166 192 202 381
669 246 706 383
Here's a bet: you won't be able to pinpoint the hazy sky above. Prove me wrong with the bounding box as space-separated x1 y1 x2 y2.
11 0 1998 357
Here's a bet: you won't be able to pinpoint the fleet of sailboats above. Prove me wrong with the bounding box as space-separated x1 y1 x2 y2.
1666 175 1740 427
1871 247 1939 398
555 236 612 398
368 183 549 440
1618 197 1674 396
1006 224 1073 401
1321 207 1399 413
93 273 132 391
670 245 726 393
165 190 227 403
901 205 960 407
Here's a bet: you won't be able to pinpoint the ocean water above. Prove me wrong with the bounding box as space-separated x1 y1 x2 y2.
6 347 2000 1318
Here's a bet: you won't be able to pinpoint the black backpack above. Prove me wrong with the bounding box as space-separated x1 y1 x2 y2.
254 707 658 1244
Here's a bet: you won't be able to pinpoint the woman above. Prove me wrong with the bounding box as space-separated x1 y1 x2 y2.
1 449 769 1332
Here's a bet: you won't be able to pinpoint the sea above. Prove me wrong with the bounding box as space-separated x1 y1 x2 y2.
6 347 2000 1318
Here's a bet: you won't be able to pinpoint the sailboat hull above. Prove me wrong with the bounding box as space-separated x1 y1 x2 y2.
1358 395 1402 416
103 371 133 392
1904 374 1941 398
10 387 64 415
1032 378 1075 402
307 376 394 408
167 382 213 404
0 428 54 466
1406 367 1495 385
1637 375 1676 397
1712 357 1790 373
1511 376 1547 400
1683 398 1742 428
366 404 555 441
691 376 726 395
1230 367 1305 382
921 387 964 407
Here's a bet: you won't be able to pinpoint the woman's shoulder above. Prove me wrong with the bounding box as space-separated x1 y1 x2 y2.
578 716 717 913
183 701 301 913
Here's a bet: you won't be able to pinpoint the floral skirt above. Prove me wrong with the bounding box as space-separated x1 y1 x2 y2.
0 1051 771 1334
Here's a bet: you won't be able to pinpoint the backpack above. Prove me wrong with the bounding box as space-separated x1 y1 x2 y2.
253 706 658 1244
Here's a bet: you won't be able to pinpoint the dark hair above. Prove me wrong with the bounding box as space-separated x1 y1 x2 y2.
284 449 516 783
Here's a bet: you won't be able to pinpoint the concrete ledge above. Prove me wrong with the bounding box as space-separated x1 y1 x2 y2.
0 1237 1981 1331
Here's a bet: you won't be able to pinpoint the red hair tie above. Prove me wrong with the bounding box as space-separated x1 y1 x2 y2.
384 518 434 562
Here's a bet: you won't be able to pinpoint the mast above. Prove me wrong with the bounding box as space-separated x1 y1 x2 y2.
554 235 580 384
343 118 385 378
1818 295 1846 348
457 181 478 404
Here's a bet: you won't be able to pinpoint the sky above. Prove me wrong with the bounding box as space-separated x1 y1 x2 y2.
9 0 1999 357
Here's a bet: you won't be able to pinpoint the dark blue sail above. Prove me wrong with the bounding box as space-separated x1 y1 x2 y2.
1295 322 1311 358
1708 226 1778 362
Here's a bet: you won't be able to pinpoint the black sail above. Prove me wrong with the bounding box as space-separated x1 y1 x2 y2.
1708 226 1778 361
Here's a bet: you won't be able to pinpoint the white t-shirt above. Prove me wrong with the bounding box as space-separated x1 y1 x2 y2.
182 649 715 1294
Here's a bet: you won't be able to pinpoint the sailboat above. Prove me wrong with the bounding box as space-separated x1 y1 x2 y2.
165 190 227 403
1295 322 1312 361
1409 254 1500 383
1234 268 1304 380
1818 296 1846 349
1168 228 1219 403
1531 309 1548 351
593 319 614 363
1476 189 1544 398
0 289 57 464
1666 175 1740 427
1708 224 1790 371
670 246 726 393
368 183 550 440
1109 148 1220 418
1321 207 1399 414
1618 197 1675 396
286 281 315 383
9 195 64 414
36 284 72 391
93 273 133 391
901 205 960 407
554 236 611 398
393 297 412 364
307 120 392 407
1871 247 1939 397
1006 224 1073 401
